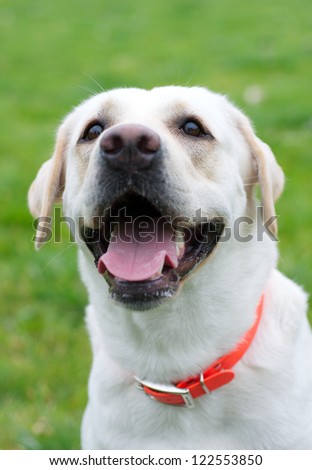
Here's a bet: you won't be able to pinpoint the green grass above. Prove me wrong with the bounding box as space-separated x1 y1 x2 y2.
1 0 311 449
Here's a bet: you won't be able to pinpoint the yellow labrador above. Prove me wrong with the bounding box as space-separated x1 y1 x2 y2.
29 87 312 449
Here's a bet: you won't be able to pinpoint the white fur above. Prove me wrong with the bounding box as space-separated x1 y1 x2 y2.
29 87 312 449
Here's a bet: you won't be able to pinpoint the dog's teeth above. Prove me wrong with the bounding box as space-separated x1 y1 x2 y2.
176 243 185 258
149 272 162 280
175 230 185 257
175 229 184 241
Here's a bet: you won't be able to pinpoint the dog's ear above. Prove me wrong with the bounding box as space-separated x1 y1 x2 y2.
235 111 284 237
28 121 69 250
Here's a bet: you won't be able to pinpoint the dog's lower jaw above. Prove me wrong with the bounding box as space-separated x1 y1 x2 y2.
103 270 180 311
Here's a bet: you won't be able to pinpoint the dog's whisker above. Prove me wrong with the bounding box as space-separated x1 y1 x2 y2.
183 71 197 87
41 243 74 272
79 85 99 96
84 74 105 92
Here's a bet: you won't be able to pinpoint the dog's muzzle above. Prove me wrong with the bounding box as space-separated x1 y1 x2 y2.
81 124 225 310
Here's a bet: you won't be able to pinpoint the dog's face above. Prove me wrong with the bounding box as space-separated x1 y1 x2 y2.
29 86 284 310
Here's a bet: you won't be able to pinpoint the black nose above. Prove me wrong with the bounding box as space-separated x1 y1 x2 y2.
100 124 161 172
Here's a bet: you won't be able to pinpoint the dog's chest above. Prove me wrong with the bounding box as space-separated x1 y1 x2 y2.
82 385 242 449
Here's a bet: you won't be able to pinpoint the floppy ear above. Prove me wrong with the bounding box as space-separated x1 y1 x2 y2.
28 122 68 250
236 113 284 237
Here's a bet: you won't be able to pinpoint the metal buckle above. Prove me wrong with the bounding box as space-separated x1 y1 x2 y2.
200 372 211 394
134 376 195 408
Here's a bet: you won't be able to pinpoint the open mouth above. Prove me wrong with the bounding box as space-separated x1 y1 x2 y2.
81 192 224 310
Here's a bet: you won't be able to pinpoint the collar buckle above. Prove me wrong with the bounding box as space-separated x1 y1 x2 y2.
134 376 195 408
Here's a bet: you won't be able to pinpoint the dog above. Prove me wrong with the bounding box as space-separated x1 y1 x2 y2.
28 86 312 449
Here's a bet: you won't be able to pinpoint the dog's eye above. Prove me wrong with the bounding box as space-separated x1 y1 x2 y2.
83 123 104 141
181 120 205 137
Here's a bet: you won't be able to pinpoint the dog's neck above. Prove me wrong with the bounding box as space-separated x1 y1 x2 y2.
79 228 278 383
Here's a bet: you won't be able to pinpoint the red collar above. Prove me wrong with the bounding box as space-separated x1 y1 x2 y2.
135 295 264 408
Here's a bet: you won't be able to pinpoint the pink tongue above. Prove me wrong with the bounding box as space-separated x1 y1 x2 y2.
98 219 180 282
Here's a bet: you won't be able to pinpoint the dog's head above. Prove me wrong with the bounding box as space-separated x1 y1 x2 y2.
28 86 284 309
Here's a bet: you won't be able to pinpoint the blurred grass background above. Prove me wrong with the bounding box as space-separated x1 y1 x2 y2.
0 0 311 449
